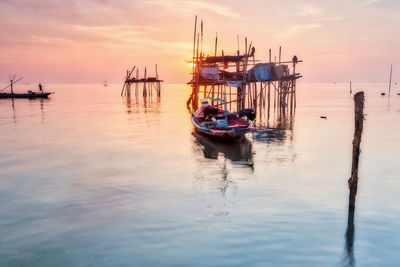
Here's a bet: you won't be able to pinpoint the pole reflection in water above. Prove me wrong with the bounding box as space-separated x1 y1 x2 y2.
11 98 16 123
123 88 161 115
343 190 356 267
5 97 51 124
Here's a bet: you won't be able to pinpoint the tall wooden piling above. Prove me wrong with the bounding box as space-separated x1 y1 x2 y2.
344 91 364 266
348 91 365 209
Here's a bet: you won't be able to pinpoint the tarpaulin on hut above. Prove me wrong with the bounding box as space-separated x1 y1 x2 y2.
274 65 289 79
200 66 219 80
226 80 242 87
251 63 274 81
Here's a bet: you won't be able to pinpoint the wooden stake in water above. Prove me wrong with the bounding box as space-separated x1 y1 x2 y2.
348 91 364 209
344 91 364 266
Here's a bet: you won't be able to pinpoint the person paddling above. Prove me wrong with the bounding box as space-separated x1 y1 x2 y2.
38 83 43 92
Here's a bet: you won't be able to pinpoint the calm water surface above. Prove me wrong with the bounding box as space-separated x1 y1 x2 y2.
0 82 400 266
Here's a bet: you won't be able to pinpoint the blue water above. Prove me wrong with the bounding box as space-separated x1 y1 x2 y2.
0 83 399 266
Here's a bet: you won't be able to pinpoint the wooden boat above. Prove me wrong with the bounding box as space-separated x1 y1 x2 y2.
0 91 52 99
0 76 53 99
191 99 256 139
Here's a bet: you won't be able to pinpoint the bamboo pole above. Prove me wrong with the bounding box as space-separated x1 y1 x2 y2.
192 16 197 80
214 32 218 57
350 81 352 94
193 32 200 109
135 69 139 98
143 66 147 97
229 86 232 110
279 46 281 64
242 37 249 109
269 49 271 63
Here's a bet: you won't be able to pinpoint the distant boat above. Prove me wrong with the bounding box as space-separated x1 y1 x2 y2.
0 76 53 99
191 98 255 139
103 81 108 87
0 91 52 99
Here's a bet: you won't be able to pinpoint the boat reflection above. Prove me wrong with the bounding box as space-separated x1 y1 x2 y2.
3 97 51 124
192 132 253 166
192 132 253 197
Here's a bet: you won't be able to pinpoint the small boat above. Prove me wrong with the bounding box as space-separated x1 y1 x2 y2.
0 76 53 99
0 91 52 99
191 98 256 139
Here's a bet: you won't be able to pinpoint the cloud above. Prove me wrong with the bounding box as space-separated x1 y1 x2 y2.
359 0 381 7
28 24 192 56
143 0 239 18
275 23 323 39
296 4 344 22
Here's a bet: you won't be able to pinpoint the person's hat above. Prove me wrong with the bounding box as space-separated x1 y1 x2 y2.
200 99 209 105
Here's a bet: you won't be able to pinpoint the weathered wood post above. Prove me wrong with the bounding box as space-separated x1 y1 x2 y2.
10 78 14 94
344 91 364 266
349 81 352 94
135 69 139 98
348 91 365 209
143 66 147 97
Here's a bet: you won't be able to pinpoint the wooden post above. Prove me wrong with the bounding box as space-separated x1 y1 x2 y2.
348 91 365 209
143 66 147 97
214 32 218 57
229 86 232 110
193 33 200 109
344 91 364 266
187 15 197 108
350 81 352 94
135 68 139 98
237 34 240 54
10 79 14 94
192 16 197 80
242 37 249 109
269 49 271 63
279 46 281 64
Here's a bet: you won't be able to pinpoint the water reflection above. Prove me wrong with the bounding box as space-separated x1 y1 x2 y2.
2 97 51 124
253 107 296 164
10 98 16 123
343 199 356 267
192 132 253 165
342 172 359 266
123 93 160 114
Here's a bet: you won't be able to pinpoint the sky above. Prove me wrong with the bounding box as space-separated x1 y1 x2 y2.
0 0 399 84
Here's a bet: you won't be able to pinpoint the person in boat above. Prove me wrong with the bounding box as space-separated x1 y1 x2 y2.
38 83 43 92
200 99 220 121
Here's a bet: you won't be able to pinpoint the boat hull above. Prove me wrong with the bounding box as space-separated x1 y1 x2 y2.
0 92 52 99
191 116 253 139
